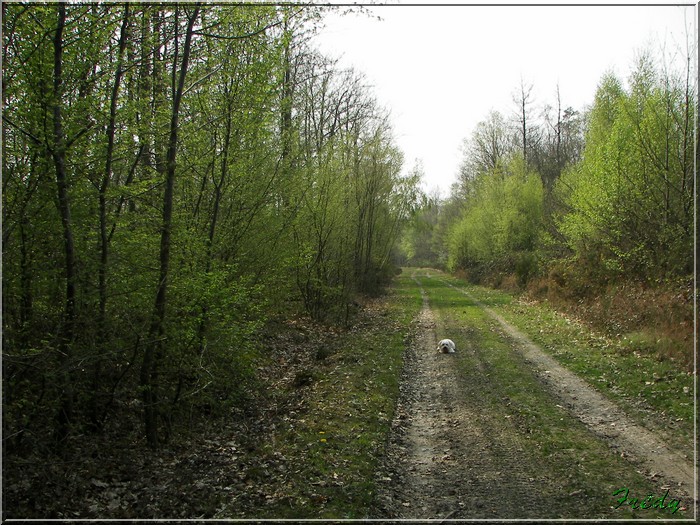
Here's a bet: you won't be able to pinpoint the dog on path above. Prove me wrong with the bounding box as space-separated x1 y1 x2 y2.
437 338 456 354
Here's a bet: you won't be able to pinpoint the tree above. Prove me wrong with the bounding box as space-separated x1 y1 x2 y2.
459 110 511 183
399 164 441 267
539 85 584 192
2 2 418 453
447 155 543 282
138 4 200 448
286 49 414 318
93 2 131 431
512 77 540 169
50 2 79 445
555 51 694 280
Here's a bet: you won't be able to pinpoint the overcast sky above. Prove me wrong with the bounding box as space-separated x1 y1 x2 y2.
311 1 696 196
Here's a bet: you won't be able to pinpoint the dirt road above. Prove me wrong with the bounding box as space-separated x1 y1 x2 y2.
377 270 695 520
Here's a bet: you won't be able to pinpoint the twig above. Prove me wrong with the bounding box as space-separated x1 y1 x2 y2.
439 508 460 523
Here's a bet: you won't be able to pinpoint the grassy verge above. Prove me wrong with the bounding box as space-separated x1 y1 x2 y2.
432 270 694 458
416 270 689 519
245 273 422 519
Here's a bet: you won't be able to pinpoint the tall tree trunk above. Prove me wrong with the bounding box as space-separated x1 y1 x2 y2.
516 78 533 167
280 15 293 169
141 5 199 449
92 3 130 431
51 1 76 447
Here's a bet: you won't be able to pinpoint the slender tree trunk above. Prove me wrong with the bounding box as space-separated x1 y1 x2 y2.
92 3 130 431
516 79 533 167
141 5 199 448
281 15 293 170
680 53 693 220
51 2 76 446
18 215 32 341
14 156 40 343
363 180 377 293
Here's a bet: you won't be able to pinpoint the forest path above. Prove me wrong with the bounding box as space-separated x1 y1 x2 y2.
376 269 694 520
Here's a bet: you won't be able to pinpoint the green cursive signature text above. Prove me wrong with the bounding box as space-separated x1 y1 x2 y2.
613 487 681 514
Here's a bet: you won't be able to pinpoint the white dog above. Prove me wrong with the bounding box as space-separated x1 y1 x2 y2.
437 338 456 354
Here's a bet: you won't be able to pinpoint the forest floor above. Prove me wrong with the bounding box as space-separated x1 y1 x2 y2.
3 268 696 521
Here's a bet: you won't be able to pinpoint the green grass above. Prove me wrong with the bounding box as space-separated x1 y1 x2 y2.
219 269 691 519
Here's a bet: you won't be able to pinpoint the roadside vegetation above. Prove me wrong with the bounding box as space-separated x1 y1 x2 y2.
2 3 421 453
3 3 693 520
236 276 422 519
4 272 422 519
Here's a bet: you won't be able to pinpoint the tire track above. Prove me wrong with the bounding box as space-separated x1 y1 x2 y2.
439 276 696 502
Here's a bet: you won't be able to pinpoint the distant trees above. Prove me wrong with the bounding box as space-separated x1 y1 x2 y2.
410 43 693 290
513 78 539 169
2 3 418 451
538 85 585 193
282 44 418 320
448 156 544 284
399 164 441 267
458 110 510 183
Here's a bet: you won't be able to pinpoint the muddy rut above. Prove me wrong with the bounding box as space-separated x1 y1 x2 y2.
376 271 696 520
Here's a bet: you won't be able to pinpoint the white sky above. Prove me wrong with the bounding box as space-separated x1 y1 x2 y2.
311 1 697 196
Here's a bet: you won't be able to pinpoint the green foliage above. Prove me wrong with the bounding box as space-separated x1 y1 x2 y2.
243 276 420 519
2 3 415 449
414 46 693 296
399 196 440 267
447 155 544 281
164 265 267 413
286 56 418 318
555 57 694 280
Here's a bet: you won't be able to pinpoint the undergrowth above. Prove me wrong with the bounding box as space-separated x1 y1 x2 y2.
527 264 693 369
455 260 694 370
237 275 422 518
